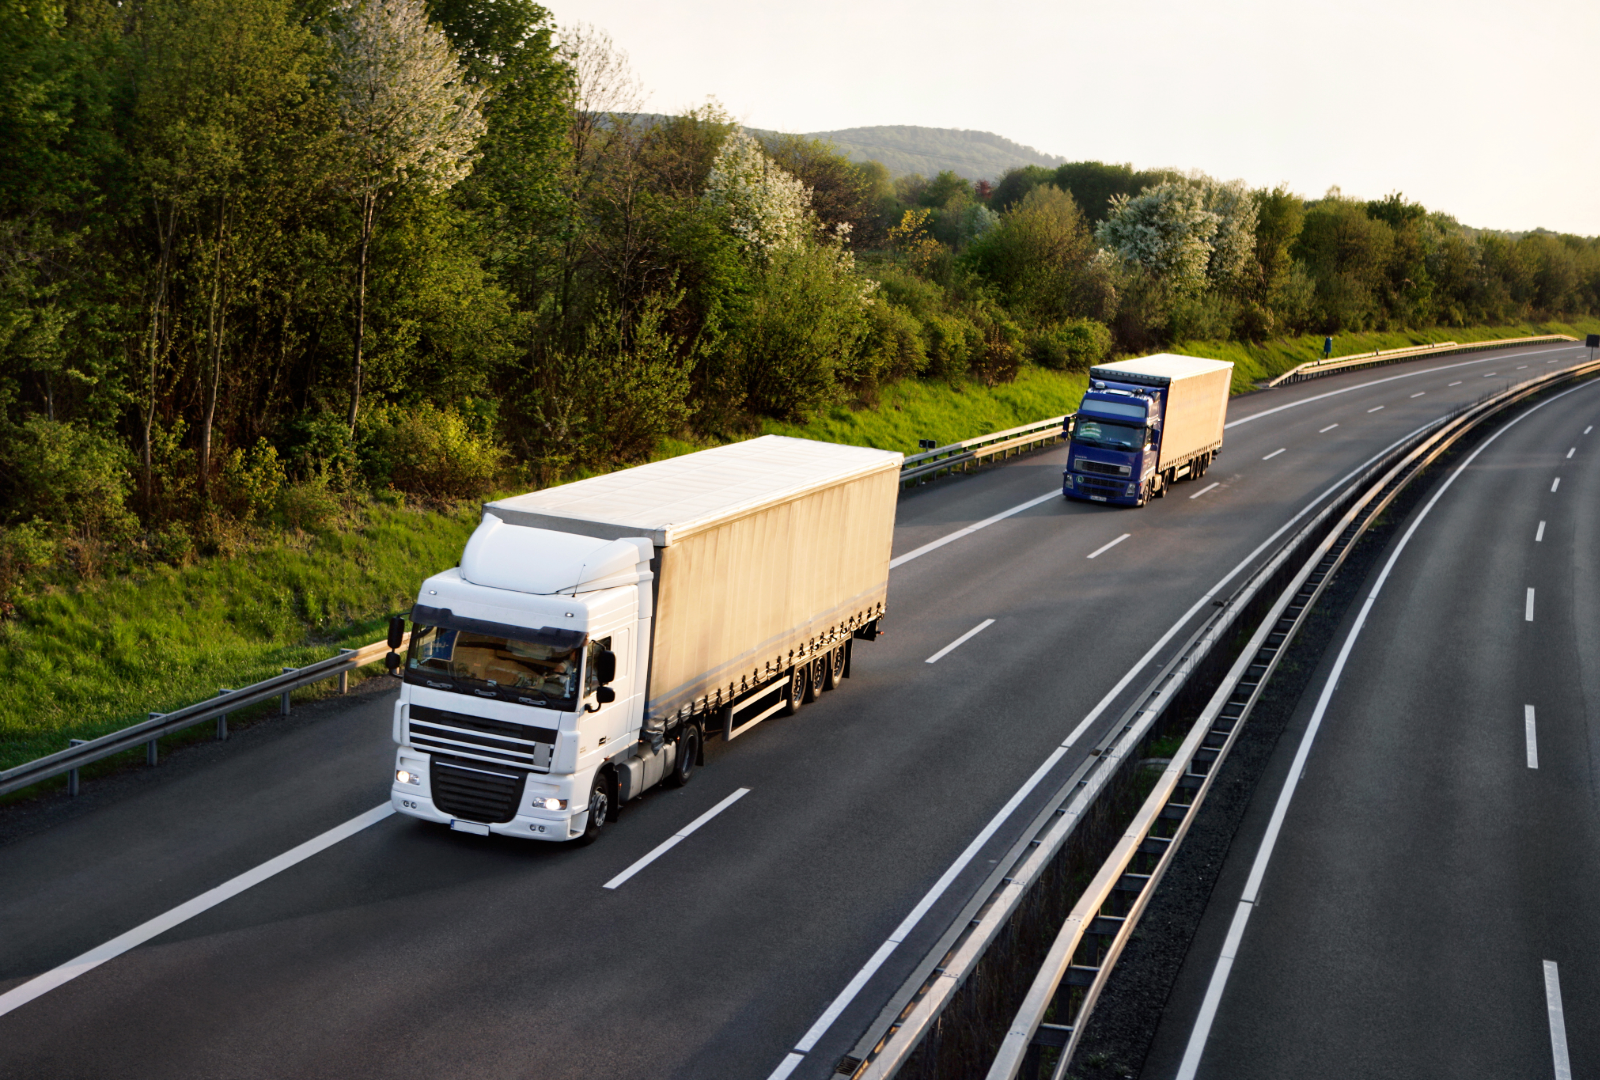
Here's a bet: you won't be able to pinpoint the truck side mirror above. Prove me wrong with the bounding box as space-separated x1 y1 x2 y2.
384 651 402 675
387 615 405 650
596 649 617 684
596 686 616 704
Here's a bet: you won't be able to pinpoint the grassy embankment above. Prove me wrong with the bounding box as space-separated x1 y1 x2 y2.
8 319 1598 782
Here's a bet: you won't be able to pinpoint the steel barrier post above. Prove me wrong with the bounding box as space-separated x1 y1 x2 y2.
146 714 163 765
68 738 87 796
281 667 294 715
216 688 234 740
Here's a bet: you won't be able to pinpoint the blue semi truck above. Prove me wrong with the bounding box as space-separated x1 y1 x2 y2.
1062 353 1234 507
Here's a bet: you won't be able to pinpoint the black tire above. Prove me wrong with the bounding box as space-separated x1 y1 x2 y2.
781 665 806 715
824 645 845 690
665 724 700 788
575 770 610 845
804 655 825 702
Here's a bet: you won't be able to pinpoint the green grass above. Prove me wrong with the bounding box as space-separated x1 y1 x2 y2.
0 501 479 775
1176 317 1600 394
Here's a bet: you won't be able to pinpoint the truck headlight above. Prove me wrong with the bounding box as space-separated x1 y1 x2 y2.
396 769 422 785
1063 473 1074 487
532 797 568 811
1125 483 1138 496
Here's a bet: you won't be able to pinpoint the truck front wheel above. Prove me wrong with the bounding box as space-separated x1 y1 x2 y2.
576 771 610 845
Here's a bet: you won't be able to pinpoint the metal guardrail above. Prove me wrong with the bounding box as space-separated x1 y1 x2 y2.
983 354 1600 1080
1266 334 1576 387
0 634 407 800
900 416 1069 484
846 353 1600 1080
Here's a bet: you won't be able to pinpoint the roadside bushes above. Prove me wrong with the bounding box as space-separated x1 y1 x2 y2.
362 404 504 501
1028 319 1112 370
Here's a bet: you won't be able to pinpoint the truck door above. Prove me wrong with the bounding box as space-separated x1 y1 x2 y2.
585 630 631 751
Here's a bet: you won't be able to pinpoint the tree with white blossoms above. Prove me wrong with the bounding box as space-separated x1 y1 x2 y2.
702 131 812 256
1192 175 1259 289
326 0 487 433
1095 181 1219 293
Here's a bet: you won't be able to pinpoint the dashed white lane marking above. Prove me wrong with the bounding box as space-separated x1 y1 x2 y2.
1551 478 1561 493
603 788 750 890
1410 392 1425 398
1320 423 1339 433
1449 381 1463 386
1262 448 1286 460
890 490 1059 569
1484 372 1498 377
1527 588 1536 622
1525 705 1539 770
925 619 995 664
0 803 396 1019
1586 426 1593 435
1173 377 1600 1080
1518 365 1528 369
1537 520 1546 542
1545 960 1572 1080
1086 532 1131 559
1367 405 1385 413
1566 448 1575 459
1189 481 1222 500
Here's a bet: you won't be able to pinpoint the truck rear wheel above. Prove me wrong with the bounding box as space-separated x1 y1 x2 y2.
804 655 825 702
781 665 807 715
824 645 845 690
665 724 699 788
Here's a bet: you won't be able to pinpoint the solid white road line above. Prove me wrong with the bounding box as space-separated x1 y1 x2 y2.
1367 405 1385 413
925 619 995 664
1526 588 1536 622
1319 423 1339 433
1189 482 1222 500
603 788 749 890
1525 705 1539 770
1449 381 1463 386
1173 378 1600 1080
1545 960 1572 1080
1262 448 1286 460
770 422 1456 1080
1537 521 1546 542
1551 478 1561 492
0 803 396 1019
1222 347 1578 429
1086 533 1131 558
1566 447 1575 459
889 491 1059 569
1410 392 1425 398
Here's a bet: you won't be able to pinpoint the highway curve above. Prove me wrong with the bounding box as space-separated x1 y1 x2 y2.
1141 369 1600 1079
0 341 1589 1080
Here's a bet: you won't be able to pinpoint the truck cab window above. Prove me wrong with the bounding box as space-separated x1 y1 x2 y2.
585 637 612 699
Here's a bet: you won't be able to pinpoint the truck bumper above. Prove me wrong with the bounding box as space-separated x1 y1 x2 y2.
391 750 584 841
1063 475 1140 507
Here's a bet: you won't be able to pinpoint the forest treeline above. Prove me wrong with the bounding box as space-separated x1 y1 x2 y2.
4 0 1600 597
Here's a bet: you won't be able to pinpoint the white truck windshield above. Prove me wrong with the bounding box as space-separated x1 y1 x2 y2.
405 625 582 709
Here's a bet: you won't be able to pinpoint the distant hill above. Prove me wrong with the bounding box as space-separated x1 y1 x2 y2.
796 125 1065 182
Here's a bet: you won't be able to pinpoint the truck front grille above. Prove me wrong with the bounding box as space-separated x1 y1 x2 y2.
1074 459 1131 477
430 757 525 824
1076 475 1130 497
408 704 554 773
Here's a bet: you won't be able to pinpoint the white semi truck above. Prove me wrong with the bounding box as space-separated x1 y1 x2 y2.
385 435 902 843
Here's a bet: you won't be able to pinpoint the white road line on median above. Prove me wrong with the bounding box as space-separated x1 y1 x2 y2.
889 491 1059 570
1319 423 1339 433
1525 705 1539 770
925 619 995 664
602 788 749 890
1449 381 1463 386
1537 520 1546 542
1545 960 1572 1080
1262 448 1286 460
1368 405 1385 412
1527 588 1536 622
1174 377 1600 1080
1222 347 1579 429
1411 392 1425 398
769 423 1452 1080
1552 478 1561 492
1189 482 1221 500
0 803 396 1019
1086 532 1131 558
1566 447 1575 459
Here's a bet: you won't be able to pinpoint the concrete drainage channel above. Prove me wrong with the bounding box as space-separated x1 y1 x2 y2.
842 356 1600 1080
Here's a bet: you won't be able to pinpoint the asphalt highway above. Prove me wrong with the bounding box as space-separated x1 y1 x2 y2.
0 342 1590 1080
1141 369 1600 1079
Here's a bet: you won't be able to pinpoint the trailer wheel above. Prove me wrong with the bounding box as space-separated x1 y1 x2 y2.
805 655 825 702
781 665 807 715
824 645 845 690
575 771 610 845
666 724 699 788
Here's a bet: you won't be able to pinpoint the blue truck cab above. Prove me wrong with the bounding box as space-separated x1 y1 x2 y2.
1061 354 1234 508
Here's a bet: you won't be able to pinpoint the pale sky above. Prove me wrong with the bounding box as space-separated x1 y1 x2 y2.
549 0 1600 235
